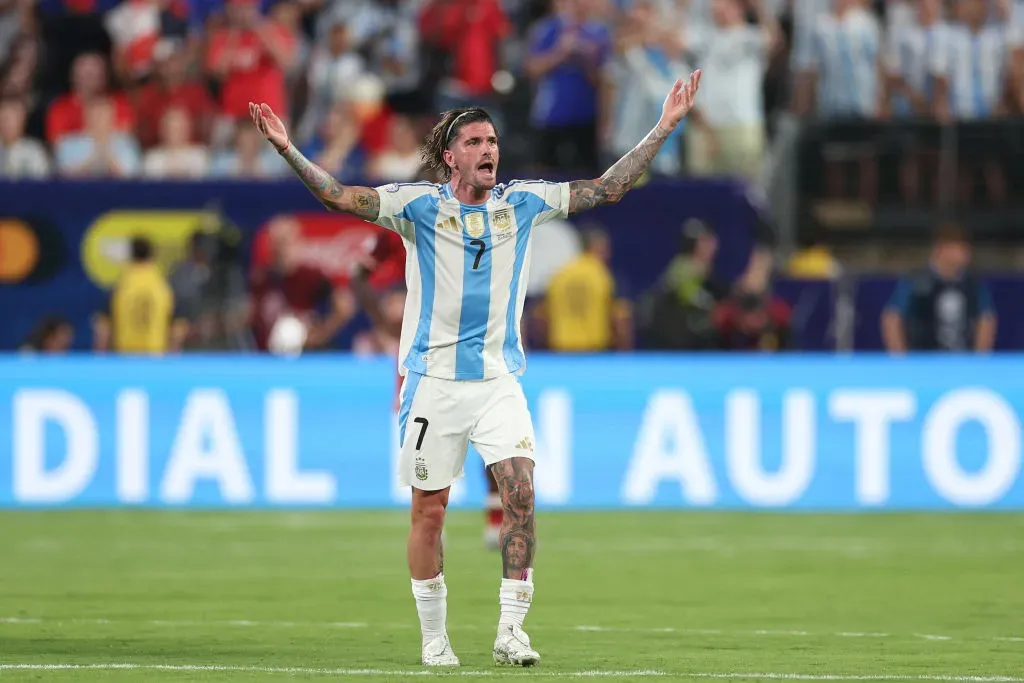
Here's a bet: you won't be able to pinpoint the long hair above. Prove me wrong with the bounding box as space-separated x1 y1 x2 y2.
420 107 495 182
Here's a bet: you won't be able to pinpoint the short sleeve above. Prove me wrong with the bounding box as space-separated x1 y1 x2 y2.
499 179 569 227
372 182 433 241
886 278 912 314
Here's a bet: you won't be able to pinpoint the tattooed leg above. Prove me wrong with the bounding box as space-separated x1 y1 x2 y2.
490 457 536 579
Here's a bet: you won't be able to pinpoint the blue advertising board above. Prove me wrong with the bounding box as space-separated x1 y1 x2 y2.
1 354 1021 510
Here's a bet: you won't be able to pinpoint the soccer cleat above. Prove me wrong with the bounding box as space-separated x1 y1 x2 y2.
493 624 540 667
421 634 460 666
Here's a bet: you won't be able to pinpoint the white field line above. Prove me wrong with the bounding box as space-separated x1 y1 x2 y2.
1 617 1021 644
0 665 1022 681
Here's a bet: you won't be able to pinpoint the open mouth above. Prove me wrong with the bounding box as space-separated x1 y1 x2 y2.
478 161 495 174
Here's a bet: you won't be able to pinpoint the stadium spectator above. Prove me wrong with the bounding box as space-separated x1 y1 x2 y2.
205 0 296 122
55 98 141 178
142 107 210 179
368 114 422 183
0 30 38 105
248 215 355 352
882 224 997 354
419 0 510 113
104 0 162 82
525 0 612 172
0 97 50 178
538 226 632 352
795 0 881 204
362 0 420 113
19 315 74 353
638 218 727 350
946 0 1014 205
210 121 287 178
685 0 779 181
351 285 405 358
609 0 687 175
299 103 365 183
296 18 365 144
881 0 949 205
169 230 249 350
786 226 841 279
92 236 188 354
46 52 134 144
132 40 216 149
346 73 395 156
714 286 793 352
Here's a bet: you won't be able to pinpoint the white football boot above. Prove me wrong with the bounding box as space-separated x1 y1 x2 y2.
421 634 460 666
493 624 540 666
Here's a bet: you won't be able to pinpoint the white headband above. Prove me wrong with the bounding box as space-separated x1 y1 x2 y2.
445 111 475 148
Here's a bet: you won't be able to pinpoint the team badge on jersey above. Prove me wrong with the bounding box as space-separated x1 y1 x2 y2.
465 212 486 238
414 457 429 481
492 208 512 233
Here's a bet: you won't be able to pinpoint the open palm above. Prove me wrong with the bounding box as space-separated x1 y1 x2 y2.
660 70 702 129
249 101 290 151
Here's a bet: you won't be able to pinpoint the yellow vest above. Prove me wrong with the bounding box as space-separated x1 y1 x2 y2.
545 254 614 352
111 263 174 354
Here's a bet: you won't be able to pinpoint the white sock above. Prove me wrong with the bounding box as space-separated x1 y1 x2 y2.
411 573 448 647
498 568 533 631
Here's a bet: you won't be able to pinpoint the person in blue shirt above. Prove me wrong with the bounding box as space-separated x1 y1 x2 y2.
882 223 997 353
525 0 612 172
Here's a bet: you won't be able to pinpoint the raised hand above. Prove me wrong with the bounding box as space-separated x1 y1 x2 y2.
659 69 702 130
249 101 290 152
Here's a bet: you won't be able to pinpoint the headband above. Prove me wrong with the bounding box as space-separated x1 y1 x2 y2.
444 111 475 148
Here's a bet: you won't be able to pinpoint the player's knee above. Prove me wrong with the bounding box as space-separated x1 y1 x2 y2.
411 496 446 539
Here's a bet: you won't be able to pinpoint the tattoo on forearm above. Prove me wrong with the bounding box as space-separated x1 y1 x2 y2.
279 145 380 220
568 124 672 214
490 458 536 579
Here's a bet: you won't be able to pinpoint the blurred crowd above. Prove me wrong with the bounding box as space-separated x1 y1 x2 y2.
0 0 1020 182
9 0 1008 357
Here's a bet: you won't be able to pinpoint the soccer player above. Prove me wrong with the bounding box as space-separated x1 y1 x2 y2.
248 68 701 668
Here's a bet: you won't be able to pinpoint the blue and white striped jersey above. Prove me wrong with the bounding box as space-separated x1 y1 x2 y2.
884 21 950 117
801 8 881 119
944 23 1011 119
373 179 570 381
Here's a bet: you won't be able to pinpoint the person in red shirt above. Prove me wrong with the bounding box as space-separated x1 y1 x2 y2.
46 52 134 144
133 41 216 149
206 0 296 121
419 0 510 100
714 289 793 352
248 216 353 352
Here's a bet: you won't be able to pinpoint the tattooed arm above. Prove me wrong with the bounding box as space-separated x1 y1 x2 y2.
568 70 702 215
249 101 380 221
278 144 381 220
567 124 672 213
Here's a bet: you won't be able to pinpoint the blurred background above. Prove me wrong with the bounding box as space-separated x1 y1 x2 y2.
0 0 1023 510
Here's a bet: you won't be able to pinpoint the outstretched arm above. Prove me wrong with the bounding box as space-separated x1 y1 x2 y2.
569 69 701 215
249 102 380 220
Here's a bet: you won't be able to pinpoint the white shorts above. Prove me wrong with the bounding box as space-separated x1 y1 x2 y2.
397 372 536 491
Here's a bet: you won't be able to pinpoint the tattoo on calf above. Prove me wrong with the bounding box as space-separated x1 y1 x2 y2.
491 458 536 579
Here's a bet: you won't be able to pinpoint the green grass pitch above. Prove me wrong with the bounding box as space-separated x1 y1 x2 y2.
1 510 1023 682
